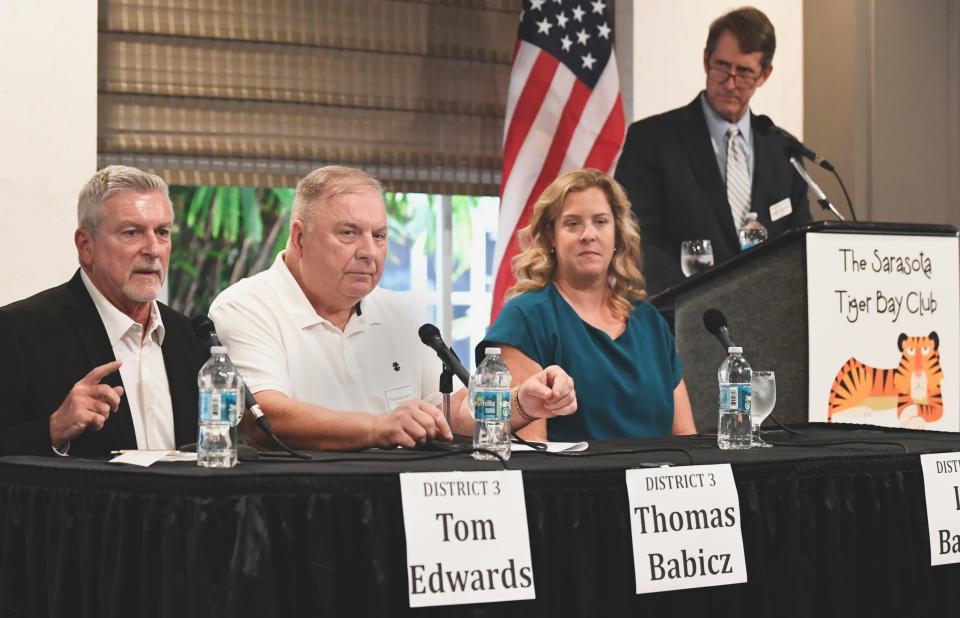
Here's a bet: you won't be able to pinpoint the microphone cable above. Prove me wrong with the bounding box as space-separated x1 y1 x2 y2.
830 168 858 222
244 446 511 469
250 412 312 460
191 315 310 460
767 413 802 436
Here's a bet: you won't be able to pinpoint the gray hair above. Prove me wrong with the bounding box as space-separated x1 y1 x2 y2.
292 166 383 231
77 165 171 233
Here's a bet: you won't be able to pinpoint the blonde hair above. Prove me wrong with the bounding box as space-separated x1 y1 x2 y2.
507 168 646 319
292 165 383 232
77 165 170 234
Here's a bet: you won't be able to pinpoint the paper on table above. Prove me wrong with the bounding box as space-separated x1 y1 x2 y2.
166 452 198 463
513 441 588 453
109 451 198 467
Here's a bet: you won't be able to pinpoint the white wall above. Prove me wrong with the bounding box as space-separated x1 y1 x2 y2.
630 1 804 138
804 0 960 226
0 2 98 305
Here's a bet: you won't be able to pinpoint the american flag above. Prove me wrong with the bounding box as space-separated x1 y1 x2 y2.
491 0 626 320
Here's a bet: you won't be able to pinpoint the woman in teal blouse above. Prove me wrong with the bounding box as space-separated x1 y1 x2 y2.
481 169 696 441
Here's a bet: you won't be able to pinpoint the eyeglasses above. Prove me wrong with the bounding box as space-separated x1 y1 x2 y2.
707 65 760 89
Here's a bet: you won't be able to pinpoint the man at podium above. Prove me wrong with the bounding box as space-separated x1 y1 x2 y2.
614 7 811 295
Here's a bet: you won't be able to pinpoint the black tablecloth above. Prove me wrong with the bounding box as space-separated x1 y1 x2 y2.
3 425 960 617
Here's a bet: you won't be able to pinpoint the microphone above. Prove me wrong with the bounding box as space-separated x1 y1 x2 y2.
786 152 846 221
418 324 470 387
190 316 309 459
191 314 223 348
753 114 835 172
702 308 738 352
754 114 855 221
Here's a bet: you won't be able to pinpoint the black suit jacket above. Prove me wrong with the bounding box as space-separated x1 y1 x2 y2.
0 270 209 456
614 94 812 295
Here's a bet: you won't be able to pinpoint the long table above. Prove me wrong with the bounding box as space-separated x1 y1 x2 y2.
3 425 960 617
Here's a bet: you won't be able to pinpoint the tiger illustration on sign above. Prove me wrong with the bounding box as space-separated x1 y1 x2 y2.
828 332 944 428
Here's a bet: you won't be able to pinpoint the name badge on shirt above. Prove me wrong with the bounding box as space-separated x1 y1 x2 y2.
768 198 792 222
386 385 415 411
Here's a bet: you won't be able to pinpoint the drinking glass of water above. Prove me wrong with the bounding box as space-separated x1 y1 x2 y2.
680 240 714 277
750 371 776 448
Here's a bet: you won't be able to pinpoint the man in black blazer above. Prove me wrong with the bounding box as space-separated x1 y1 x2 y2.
0 166 208 457
615 7 812 295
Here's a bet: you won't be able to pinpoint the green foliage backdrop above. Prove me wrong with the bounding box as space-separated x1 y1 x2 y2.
168 186 294 316
168 187 480 318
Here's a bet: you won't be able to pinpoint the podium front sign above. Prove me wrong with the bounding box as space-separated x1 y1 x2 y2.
806 233 959 431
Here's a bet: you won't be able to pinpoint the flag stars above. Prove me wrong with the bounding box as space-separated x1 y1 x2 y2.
517 0 610 76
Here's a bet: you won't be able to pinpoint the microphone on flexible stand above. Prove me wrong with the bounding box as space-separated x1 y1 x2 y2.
191 316 310 459
754 115 858 221
785 147 846 222
417 324 470 387
701 308 800 436
753 115 834 171
418 323 474 450
702 308 738 353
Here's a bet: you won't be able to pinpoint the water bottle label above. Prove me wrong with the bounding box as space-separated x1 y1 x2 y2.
720 384 752 413
473 389 511 421
740 240 757 251
200 391 239 424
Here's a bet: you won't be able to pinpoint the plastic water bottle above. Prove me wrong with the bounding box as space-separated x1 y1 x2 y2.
197 346 241 468
472 348 512 461
717 346 752 450
737 212 768 250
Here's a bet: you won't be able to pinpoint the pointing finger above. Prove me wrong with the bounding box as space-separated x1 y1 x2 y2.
81 360 123 385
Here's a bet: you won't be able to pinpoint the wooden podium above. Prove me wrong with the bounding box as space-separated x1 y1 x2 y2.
649 221 959 432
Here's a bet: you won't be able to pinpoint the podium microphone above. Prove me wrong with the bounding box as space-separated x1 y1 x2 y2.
702 308 738 352
754 115 834 171
785 149 846 222
755 114 858 221
418 324 470 387
190 316 309 459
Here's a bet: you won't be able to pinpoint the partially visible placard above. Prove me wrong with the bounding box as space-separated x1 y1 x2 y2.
626 464 747 594
920 452 960 565
400 470 535 607
806 233 959 431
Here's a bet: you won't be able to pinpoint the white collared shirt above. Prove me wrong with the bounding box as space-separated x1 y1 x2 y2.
80 270 176 450
209 253 442 414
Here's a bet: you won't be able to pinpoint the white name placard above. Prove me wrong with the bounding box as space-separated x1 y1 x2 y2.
920 452 960 565
400 470 535 607
626 464 747 593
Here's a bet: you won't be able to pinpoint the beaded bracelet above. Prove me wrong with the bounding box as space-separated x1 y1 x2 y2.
513 386 539 422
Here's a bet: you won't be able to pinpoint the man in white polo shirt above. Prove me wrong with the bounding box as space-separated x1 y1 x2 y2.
210 166 577 450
